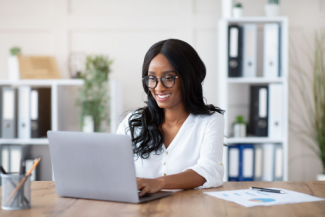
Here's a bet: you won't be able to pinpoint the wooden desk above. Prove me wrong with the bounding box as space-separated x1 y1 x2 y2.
0 181 324 217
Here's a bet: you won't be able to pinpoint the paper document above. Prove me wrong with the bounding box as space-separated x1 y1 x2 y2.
204 188 324 207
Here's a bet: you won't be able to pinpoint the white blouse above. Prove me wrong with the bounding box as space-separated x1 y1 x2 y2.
116 112 224 189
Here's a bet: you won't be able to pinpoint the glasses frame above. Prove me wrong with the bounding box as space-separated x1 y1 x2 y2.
142 74 179 89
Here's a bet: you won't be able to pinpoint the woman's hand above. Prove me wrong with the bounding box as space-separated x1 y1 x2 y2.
137 177 165 196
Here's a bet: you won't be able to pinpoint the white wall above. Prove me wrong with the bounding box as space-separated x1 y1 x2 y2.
0 0 324 181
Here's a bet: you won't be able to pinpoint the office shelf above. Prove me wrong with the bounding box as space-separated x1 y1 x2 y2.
225 137 284 144
0 79 84 86
227 77 285 84
0 138 49 145
217 17 289 182
227 16 288 23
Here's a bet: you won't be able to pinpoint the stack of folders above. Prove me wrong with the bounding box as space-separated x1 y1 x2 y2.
228 23 281 78
248 83 283 137
228 143 283 181
0 86 51 139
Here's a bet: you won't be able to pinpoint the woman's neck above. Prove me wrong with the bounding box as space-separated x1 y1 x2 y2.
163 102 189 125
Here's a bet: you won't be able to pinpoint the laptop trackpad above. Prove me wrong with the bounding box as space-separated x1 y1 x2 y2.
139 191 173 203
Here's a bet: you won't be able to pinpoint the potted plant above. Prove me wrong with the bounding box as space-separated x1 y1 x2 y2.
264 0 280 17
8 46 21 80
232 3 243 18
290 31 325 180
76 55 113 132
233 115 248 137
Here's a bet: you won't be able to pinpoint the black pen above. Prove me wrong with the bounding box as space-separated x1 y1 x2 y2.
250 187 285 194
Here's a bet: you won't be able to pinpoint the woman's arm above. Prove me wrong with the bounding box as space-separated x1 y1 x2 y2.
138 113 225 195
137 169 205 196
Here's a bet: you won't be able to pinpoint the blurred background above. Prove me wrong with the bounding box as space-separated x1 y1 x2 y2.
0 0 324 183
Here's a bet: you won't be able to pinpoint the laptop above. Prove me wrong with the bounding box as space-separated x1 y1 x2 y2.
47 131 172 203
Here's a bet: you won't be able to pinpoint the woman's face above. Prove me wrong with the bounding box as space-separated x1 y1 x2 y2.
147 53 182 110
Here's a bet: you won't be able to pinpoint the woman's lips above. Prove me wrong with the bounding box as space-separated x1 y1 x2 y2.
156 94 171 101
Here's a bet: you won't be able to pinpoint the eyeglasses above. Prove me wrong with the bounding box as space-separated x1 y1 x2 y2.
142 74 178 89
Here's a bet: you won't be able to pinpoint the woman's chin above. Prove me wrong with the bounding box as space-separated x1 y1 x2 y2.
156 101 169 108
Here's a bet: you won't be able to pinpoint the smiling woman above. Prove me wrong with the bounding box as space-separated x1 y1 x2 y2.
116 39 225 196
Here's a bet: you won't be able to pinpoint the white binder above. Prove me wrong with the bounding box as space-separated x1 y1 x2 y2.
1 87 16 138
262 143 275 181
274 144 283 181
254 144 263 181
263 23 280 78
1 146 9 172
268 84 283 138
18 86 31 139
243 24 257 77
25 159 37 181
10 146 21 172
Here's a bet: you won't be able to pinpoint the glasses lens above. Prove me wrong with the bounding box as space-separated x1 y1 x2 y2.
161 75 175 88
144 75 157 88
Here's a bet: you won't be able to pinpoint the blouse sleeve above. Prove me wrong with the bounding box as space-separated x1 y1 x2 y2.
184 113 225 189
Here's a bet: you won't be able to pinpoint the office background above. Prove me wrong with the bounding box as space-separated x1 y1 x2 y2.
0 0 324 181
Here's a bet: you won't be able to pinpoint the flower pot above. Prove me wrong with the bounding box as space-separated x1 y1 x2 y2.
232 7 243 18
264 4 280 17
233 123 246 137
8 56 20 80
82 115 94 133
317 174 325 181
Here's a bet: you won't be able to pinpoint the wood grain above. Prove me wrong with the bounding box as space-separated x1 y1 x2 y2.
0 181 325 217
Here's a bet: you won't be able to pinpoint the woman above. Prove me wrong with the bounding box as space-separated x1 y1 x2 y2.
117 39 224 196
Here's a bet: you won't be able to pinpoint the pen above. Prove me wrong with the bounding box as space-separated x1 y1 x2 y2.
250 187 285 194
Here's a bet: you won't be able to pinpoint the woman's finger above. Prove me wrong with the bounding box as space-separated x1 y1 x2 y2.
139 186 150 197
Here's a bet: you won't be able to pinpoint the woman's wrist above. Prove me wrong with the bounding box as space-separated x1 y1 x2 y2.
156 177 167 189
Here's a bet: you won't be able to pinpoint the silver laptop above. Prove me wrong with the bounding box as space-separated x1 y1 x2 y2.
47 131 172 203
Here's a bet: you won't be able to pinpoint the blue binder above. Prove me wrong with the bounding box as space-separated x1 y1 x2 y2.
228 145 240 181
228 144 255 181
239 144 255 181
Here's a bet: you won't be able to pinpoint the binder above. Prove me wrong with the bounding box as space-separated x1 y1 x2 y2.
1 145 29 173
1 87 17 138
228 144 254 181
248 86 268 137
18 86 31 139
10 146 22 173
242 24 257 77
228 25 243 77
263 23 280 78
31 88 51 138
274 144 283 181
25 159 37 181
240 144 254 181
1 145 9 172
268 84 283 138
254 144 263 181
228 145 240 181
262 143 275 181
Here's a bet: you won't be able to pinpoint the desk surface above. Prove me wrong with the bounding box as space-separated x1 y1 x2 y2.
0 181 325 217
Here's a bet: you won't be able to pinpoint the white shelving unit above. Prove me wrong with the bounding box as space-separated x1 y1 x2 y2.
217 17 289 182
0 79 84 145
0 79 84 181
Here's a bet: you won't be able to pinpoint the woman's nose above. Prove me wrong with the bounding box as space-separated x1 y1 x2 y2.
155 78 166 91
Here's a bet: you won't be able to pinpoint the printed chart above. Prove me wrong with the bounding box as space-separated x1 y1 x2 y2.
204 188 324 207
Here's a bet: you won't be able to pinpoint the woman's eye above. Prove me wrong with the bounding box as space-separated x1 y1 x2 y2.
149 77 156 81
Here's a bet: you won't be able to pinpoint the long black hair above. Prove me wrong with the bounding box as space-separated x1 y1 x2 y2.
128 39 224 159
